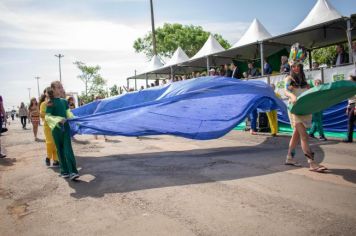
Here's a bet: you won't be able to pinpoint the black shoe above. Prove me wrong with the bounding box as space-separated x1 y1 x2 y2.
319 136 327 141
0 153 6 158
52 161 60 167
45 158 50 166
309 133 315 138
342 139 352 143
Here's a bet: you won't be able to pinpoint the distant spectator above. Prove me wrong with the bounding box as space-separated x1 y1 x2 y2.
242 72 248 80
224 64 232 77
18 102 28 129
140 86 144 90
343 75 356 143
352 41 356 64
280 56 290 74
333 44 349 66
312 61 320 70
209 68 216 76
162 79 167 85
219 65 225 76
263 58 273 75
0 95 6 158
230 61 241 79
150 83 155 87
154 79 159 86
247 62 259 78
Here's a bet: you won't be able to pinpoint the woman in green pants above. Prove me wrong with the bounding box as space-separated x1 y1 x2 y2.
45 81 79 180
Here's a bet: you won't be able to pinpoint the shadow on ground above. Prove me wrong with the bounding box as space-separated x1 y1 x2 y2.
62 136 356 199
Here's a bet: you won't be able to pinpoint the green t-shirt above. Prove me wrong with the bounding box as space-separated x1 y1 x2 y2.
46 98 69 118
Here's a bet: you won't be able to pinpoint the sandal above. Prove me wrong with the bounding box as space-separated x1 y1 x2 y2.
305 152 328 172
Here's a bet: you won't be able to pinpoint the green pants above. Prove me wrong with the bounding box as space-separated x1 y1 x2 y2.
309 111 324 136
52 123 78 175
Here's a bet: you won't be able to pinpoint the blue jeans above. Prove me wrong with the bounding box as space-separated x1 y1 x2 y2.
250 109 258 131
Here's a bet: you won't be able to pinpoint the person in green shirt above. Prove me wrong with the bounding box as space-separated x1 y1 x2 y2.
46 81 79 180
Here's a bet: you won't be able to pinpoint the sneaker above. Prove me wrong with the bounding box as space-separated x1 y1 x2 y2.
309 133 315 138
45 157 50 166
70 173 80 181
0 153 6 158
285 156 302 167
319 136 327 141
342 139 352 143
52 161 60 167
60 173 70 178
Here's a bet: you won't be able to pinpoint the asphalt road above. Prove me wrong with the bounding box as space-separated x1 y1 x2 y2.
1 119 356 236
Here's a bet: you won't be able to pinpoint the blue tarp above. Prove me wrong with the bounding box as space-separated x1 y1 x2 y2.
69 77 288 140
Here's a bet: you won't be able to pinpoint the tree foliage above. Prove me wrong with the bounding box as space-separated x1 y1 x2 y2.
109 84 119 96
133 23 231 58
74 61 107 104
311 45 336 66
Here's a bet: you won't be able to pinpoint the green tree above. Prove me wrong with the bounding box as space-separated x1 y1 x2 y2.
109 84 119 96
311 45 336 66
74 61 107 99
133 23 231 58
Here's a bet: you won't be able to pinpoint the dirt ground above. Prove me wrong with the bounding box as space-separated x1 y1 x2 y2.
1 119 356 236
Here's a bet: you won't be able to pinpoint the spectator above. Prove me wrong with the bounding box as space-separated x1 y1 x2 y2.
140 86 144 90
18 102 28 129
333 44 349 66
28 97 40 141
352 41 356 64
312 61 320 70
242 72 248 80
162 79 167 85
280 56 290 74
154 79 159 86
150 83 155 87
247 62 259 78
343 75 356 143
67 96 76 109
0 95 6 158
230 61 241 79
209 68 216 76
263 58 273 75
224 64 232 77
219 65 225 76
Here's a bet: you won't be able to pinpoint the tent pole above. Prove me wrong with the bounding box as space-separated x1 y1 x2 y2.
170 66 174 82
346 18 353 63
308 50 313 70
206 56 210 75
259 42 264 76
127 78 129 90
134 70 137 91
145 74 148 87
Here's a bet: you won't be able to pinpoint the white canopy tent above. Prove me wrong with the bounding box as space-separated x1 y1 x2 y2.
293 0 342 31
181 34 228 71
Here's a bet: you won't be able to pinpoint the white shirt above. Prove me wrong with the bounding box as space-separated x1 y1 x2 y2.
336 53 342 66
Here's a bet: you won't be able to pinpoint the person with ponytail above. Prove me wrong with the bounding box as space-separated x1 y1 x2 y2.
40 87 59 167
45 81 79 180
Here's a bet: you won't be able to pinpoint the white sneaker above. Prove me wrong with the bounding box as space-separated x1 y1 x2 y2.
285 156 302 167
60 173 70 178
70 173 79 180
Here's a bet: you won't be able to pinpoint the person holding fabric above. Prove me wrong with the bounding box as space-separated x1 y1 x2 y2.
28 97 40 141
266 84 280 137
309 79 327 141
46 81 79 180
0 95 6 158
249 109 258 135
284 43 327 173
343 75 356 143
18 102 28 129
40 88 59 167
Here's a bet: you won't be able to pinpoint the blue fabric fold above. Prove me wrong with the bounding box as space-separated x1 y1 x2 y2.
69 76 287 140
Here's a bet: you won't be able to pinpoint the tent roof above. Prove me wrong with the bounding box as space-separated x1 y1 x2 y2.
293 0 343 31
232 18 272 48
165 47 190 67
191 34 225 60
143 55 164 73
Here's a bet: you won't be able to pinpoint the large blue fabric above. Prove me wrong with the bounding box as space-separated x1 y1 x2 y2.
69 77 287 140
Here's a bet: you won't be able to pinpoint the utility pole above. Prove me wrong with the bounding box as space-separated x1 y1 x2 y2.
54 54 64 82
27 88 31 101
150 0 157 55
35 76 40 98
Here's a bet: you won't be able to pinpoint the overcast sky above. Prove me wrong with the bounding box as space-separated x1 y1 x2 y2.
1 0 355 110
